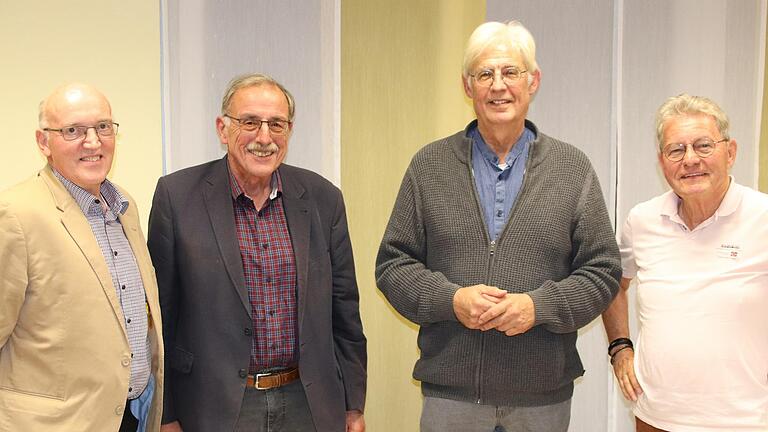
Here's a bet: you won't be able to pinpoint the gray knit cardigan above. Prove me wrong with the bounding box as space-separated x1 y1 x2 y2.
376 120 621 406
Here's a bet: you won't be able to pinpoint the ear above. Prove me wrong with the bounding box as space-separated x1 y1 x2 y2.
726 139 737 168
36 129 51 157
462 75 473 99
215 116 229 144
527 69 541 95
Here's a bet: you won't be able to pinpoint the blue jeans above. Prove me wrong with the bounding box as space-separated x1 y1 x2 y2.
420 396 571 432
234 379 316 432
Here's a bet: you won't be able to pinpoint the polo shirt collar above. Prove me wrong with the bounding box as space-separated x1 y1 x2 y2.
660 176 740 227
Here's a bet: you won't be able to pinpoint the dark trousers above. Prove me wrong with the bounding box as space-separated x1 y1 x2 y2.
118 401 138 432
636 417 669 432
234 379 317 432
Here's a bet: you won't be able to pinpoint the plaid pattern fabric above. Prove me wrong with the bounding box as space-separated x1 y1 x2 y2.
229 169 298 372
52 169 151 399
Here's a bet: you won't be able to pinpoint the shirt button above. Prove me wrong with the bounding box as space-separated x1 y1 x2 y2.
265 277 272 283
128 387 133 393
113 251 118 256
121 285 126 290
239 369 247 378
262 243 269 249
271 343 277 350
126 318 131 324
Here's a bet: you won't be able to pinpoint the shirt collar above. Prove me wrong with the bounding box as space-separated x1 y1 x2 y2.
227 165 282 204
660 176 741 223
469 124 534 167
51 166 128 217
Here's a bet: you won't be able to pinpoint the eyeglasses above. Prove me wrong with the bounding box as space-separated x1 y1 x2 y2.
470 66 528 87
43 121 119 141
224 114 291 136
662 138 727 162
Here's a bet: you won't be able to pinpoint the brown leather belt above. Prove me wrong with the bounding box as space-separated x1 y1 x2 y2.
247 367 299 390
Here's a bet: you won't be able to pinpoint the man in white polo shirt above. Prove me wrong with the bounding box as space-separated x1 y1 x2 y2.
602 93 768 431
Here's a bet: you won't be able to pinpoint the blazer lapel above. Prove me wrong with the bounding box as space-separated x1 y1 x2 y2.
41 167 127 334
280 169 311 331
203 159 251 317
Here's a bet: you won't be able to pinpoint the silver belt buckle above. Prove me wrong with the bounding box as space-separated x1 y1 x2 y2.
254 372 271 390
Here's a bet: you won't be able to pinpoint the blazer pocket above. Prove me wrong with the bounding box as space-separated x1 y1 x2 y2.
0 387 64 417
169 346 194 374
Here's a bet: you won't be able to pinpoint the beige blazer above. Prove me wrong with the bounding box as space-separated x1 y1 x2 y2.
0 166 163 432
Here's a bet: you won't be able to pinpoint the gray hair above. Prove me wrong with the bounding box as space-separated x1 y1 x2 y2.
655 93 730 150
462 20 539 85
38 98 49 129
220 73 295 120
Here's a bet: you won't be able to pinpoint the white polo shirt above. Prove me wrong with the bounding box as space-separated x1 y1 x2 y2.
621 180 768 431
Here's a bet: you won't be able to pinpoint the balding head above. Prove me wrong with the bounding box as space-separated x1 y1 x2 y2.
36 83 116 196
39 83 112 129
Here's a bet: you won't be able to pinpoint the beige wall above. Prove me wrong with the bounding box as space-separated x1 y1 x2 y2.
341 1 484 430
0 1 162 229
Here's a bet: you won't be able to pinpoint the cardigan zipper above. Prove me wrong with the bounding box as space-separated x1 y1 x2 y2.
476 239 498 403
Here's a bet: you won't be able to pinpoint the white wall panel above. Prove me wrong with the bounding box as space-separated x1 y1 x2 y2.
162 0 339 183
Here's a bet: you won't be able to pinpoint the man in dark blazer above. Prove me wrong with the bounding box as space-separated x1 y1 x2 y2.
147 73 366 432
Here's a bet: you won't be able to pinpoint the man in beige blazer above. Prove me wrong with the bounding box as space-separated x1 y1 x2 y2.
0 83 163 431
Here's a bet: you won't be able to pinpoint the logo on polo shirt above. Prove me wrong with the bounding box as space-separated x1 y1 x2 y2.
717 244 741 259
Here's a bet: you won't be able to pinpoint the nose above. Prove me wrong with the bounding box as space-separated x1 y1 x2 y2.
489 72 507 91
254 122 273 144
82 127 101 148
681 144 700 165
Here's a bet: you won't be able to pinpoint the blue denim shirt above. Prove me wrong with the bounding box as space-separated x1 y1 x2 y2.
470 125 534 240
129 373 155 432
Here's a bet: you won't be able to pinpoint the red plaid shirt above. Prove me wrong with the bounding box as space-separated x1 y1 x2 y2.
229 169 298 372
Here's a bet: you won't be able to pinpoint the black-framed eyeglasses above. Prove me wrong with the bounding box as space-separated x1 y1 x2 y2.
224 114 291 136
43 121 119 141
470 66 528 87
662 138 727 162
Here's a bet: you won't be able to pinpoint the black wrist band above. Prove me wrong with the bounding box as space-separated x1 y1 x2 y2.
609 345 633 364
608 337 633 355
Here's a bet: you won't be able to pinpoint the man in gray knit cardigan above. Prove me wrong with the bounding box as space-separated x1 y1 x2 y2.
376 20 621 432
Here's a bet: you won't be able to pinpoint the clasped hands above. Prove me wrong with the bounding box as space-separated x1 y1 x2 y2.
452 284 535 336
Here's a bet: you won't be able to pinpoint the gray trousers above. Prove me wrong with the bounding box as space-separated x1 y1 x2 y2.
420 396 571 432
234 380 317 432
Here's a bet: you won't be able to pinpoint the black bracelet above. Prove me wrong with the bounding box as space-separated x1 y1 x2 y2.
608 337 633 355
609 345 633 364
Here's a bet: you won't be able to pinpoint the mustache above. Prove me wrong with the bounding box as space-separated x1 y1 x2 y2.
246 142 279 153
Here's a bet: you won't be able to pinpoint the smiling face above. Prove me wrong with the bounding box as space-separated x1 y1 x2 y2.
36 84 115 196
463 43 540 136
217 84 291 188
659 113 736 203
